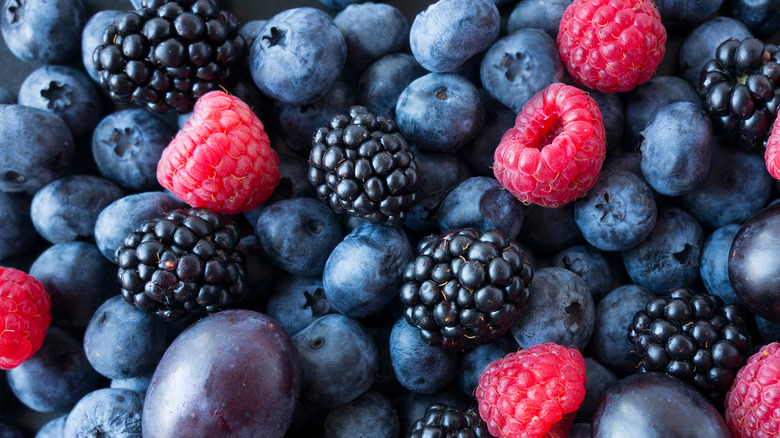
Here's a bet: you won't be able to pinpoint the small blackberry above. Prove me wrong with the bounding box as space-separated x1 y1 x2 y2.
697 37 780 149
627 287 752 402
307 105 419 227
93 0 245 115
399 228 533 350
408 402 494 438
115 207 246 321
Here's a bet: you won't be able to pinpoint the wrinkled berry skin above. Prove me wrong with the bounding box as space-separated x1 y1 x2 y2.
0 0 85 64
389 317 458 394
63 388 143 438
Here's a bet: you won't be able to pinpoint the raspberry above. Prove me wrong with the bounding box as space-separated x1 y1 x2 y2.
0 267 52 370
765 115 780 179
492 83 606 208
157 91 279 215
725 342 780 438
557 0 667 93
475 343 587 438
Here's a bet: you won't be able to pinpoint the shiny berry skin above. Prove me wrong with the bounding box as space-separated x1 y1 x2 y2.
0 267 52 370
725 342 780 438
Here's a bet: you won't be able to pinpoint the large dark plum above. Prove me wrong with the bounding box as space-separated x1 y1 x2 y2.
142 310 301 438
729 202 780 322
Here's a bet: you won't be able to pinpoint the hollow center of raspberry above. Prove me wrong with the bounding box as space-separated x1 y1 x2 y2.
40 81 72 111
533 118 563 149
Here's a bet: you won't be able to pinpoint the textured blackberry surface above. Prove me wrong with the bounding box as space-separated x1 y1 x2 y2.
399 228 533 350
697 37 780 149
308 105 419 227
408 402 494 438
93 0 245 115
115 207 246 321
627 287 752 402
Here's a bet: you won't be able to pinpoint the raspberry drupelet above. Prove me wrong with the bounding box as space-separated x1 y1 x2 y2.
0 267 52 370
725 342 780 438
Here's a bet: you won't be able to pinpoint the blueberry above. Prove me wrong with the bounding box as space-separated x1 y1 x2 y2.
519 203 584 256
34 414 68 438
728 0 780 35
574 170 657 252
0 104 74 193
239 19 268 50
0 0 85 64
638 101 713 196
0 86 14 104
250 8 347 104
389 316 458 394
700 223 742 306
587 89 625 150
510 267 595 350
62 388 143 438
30 175 125 244
82 10 124 82
0 191 36 261
622 206 705 294
654 0 725 29
409 0 499 73
110 374 153 396
455 335 516 397
437 176 524 240
29 241 117 328
323 390 400 438
334 2 408 69
265 274 331 337
479 28 564 113
395 72 484 152
624 76 701 146
318 0 366 11
356 53 426 119
457 90 517 177
91 109 176 192
550 244 614 304
18 65 104 139
255 197 344 276
323 222 412 319
293 314 378 408
0 424 22 438
83 295 168 380
576 357 618 423
506 0 572 39
679 17 753 86
93 191 184 261
6 327 101 413
679 137 773 229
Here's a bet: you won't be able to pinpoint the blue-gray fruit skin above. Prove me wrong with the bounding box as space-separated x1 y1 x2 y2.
510 267 595 351
577 358 618 423
654 0 725 29
458 90 517 177
82 10 123 82
293 314 378 408
0 0 85 64
34 414 68 438
266 274 330 337
395 73 484 153
334 2 408 69
389 317 458 394
0 191 36 261
479 28 564 113
520 203 584 256
592 373 731 437
590 284 656 376
437 176 524 240
729 0 780 35
700 224 742 306
679 17 753 85
250 8 346 105
409 0 499 73
639 102 713 196
624 76 701 146
622 206 705 294
323 222 412 319
551 244 614 304
0 104 74 193
30 175 125 244
357 54 426 119
323 390 400 438
507 0 572 39
63 388 143 438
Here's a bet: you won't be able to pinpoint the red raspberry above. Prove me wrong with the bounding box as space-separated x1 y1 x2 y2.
157 91 279 215
764 115 780 180
475 343 587 438
557 0 667 93
0 267 51 370
493 83 606 208
725 342 780 438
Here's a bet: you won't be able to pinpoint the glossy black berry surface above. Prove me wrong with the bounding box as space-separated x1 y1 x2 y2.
408 402 493 438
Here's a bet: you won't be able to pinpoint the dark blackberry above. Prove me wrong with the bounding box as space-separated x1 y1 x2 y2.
93 0 245 115
115 207 246 321
399 228 533 350
307 105 419 227
408 402 494 438
627 287 752 402
697 37 780 149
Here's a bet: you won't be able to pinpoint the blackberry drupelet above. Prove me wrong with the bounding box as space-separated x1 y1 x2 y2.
408 402 494 438
627 287 752 402
399 228 533 350
93 0 245 115
308 105 419 227
697 37 780 149
115 207 246 321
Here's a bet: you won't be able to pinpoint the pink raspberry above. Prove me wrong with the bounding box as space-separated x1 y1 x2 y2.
764 115 780 180
557 0 667 93
493 83 606 208
725 342 780 438
475 343 587 438
157 91 279 215
0 267 52 370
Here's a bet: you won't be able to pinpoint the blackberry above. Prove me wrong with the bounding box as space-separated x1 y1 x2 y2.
115 207 246 321
399 228 533 350
93 0 245 115
408 402 494 438
307 105 419 227
627 287 752 402
697 37 780 149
